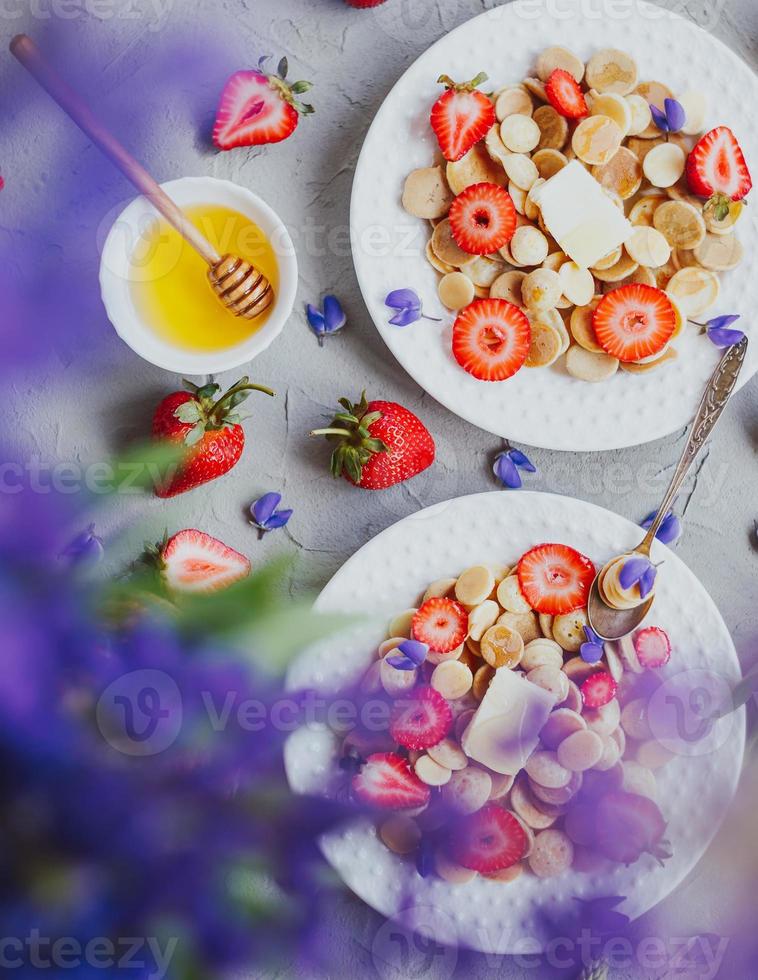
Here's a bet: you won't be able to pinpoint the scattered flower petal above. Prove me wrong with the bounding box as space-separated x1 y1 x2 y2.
639 564 657 599
386 653 417 671
249 492 293 535
493 443 537 490
384 288 441 327
641 510 682 545
398 639 428 666
651 98 685 134
580 625 604 664
306 296 346 346
59 523 104 567
389 306 423 327
619 556 657 594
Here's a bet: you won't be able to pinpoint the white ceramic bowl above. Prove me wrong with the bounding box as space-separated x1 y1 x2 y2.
99 176 298 374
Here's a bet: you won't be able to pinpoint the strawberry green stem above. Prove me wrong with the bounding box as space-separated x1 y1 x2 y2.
309 427 352 438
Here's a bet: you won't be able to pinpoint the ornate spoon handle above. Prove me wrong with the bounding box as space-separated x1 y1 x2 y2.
640 337 748 552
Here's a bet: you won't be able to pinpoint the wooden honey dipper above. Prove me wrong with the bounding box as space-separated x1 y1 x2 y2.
10 34 274 321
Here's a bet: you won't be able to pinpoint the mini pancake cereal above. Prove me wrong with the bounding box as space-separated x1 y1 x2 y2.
346 542 679 885
400 46 751 386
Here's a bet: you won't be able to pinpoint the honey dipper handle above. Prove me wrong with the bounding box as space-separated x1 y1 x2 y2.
10 34 221 267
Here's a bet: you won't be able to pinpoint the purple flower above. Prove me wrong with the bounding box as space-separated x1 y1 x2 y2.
641 509 682 545
619 556 657 598
580 625 604 664
704 314 746 348
493 444 537 490
386 639 428 671
59 523 104 567
249 492 293 536
306 295 346 346
385 288 441 327
574 895 631 934
650 97 686 133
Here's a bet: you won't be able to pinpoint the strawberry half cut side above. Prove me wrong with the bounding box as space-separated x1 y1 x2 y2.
213 57 314 150
545 69 588 120
686 126 752 203
412 598 468 653
390 686 453 750
517 543 595 615
156 529 251 594
452 298 531 382
447 804 527 873
592 284 676 363
430 72 496 162
449 182 517 255
351 752 431 810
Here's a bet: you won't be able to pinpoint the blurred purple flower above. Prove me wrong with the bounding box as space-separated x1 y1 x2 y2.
306 295 346 346
651 98 686 133
580 625 605 664
249 492 293 536
493 444 536 489
641 509 682 545
59 523 104 567
574 895 631 934
385 288 441 327
619 556 657 598
386 639 428 671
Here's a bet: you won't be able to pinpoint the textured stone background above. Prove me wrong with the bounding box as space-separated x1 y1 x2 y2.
1 0 757 976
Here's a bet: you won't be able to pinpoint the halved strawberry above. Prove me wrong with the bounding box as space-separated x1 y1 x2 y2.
517 543 595 615
213 58 313 150
595 791 671 865
351 752 431 810
686 126 752 202
633 627 671 669
412 598 468 653
159 529 251 594
430 72 496 163
592 284 676 363
447 804 526 873
449 183 517 255
452 299 531 382
545 68 588 120
580 671 617 709
390 686 453 750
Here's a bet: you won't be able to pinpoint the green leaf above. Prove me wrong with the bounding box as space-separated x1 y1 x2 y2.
299 103 315 116
196 382 220 400
184 422 206 446
175 402 202 424
85 441 187 498
715 667 758 718
290 80 312 94
364 438 387 454
344 450 362 484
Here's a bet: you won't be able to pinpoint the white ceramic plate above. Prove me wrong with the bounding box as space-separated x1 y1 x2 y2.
350 0 758 451
285 491 744 953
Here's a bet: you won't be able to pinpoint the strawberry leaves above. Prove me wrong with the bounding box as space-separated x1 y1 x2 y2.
171 377 275 447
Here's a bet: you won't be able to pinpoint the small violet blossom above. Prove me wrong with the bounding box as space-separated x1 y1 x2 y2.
493 443 537 490
249 492 293 537
306 295 346 346
385 288 441 327
386 639 429 671
699 314 746 349
650 98 686 134
640 509 682 545
59 523 104 567
619 556 657 599
580 625 605 664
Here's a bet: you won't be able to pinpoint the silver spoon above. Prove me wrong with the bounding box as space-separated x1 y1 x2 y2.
588 336 748 641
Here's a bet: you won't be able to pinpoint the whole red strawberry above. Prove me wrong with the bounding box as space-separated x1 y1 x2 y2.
312 392 435 490
213 56 314 150
152 377 274 498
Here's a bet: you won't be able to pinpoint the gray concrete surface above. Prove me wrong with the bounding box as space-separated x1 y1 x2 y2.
1 0 757 977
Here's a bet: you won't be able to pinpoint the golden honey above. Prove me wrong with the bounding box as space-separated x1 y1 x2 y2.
130 205 279 352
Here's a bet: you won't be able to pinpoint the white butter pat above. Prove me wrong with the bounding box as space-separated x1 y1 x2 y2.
461 669 556 775
531 161 633 269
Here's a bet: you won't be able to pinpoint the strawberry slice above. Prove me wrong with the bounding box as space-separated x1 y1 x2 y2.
686 126 752 202
449 183 517 255
580 671 617 709
545 68 588 120
213 59 313 150
430 72 496 163
452 299 531 382
633 627 671 669
412 598 468 653
592 284 676 363
390 686 453 750
517 543 595 615
351 752 431 810
447 804 527 873
160 529 251 594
